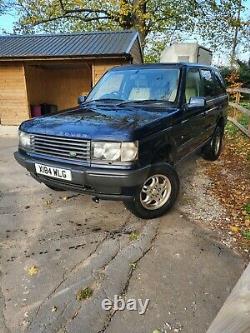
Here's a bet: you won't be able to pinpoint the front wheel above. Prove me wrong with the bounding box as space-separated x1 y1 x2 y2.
124 164 179 219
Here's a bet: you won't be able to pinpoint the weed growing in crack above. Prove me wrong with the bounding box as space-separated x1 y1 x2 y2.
76 287 93 301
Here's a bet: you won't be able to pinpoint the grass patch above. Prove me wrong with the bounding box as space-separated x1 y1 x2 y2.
129 230 140 241
244 203 250 215
237 113 249 127
76 287 93 301
240 101 250 110
242 230 250 240
225 122 239 138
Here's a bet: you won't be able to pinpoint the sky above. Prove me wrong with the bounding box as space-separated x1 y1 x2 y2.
0 1 249 66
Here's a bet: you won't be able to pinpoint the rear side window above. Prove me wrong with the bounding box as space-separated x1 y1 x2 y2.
200 69 214 99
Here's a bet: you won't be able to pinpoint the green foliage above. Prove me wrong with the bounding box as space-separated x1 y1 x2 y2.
238 60 250 88
220 60 250 88
242 230 250 240
238 113 249 127
225 122 239 138
3 0 249 62
244 203 250 215
13 0 200 48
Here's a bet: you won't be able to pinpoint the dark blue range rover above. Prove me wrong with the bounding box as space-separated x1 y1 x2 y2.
15 63 228 219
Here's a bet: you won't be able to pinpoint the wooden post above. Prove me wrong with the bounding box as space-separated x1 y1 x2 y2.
207 264 250 333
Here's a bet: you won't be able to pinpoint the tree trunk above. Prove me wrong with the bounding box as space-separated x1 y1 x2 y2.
230 0 242 67
133 0 147 50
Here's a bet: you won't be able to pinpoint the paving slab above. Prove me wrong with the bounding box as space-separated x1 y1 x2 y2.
0 137 246 333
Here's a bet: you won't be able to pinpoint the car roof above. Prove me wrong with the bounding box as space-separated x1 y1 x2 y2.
110 63 217 71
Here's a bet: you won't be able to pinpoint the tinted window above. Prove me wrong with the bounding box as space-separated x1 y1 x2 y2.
213 72 226 96
200 69 214 99
185 68 203 102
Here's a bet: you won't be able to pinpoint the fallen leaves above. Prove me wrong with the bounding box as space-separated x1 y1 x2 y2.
26 265 39 276
230 226 240 233
200 123 250 255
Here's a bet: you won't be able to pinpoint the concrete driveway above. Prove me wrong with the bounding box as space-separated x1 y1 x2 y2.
0 136 246 333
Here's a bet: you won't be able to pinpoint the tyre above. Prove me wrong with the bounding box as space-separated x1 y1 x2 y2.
44 183 66 191
202 125 223 161
124 164 179 219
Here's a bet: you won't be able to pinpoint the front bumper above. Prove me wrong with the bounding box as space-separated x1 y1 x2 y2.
14 151 151 200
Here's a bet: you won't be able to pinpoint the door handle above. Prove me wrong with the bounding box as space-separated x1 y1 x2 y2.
181 119 188 124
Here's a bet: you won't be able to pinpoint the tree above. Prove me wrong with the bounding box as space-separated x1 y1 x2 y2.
193 0 250 66
0 0 8 14
10 0 250 62
13 0 204 49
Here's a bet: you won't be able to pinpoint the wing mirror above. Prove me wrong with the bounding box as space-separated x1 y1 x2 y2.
78 95 87 104
187 97 206 109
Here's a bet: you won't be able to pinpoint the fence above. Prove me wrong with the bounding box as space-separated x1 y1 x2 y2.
227 87 250 138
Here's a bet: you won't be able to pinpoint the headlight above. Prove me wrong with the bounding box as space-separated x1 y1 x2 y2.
92 141 138 162
19 131 31 148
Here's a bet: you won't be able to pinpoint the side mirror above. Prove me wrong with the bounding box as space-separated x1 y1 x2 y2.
78 95 86 104
187 97 206 109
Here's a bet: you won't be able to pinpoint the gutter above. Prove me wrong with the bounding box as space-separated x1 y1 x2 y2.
0 53 132 62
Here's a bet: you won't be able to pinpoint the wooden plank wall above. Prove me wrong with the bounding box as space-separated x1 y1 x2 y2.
92 59 125 85
0 63 29 125
25 63 92 111
0 58 127 125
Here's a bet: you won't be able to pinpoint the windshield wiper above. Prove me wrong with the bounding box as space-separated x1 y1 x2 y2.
118 99 169 106
86 98 125 103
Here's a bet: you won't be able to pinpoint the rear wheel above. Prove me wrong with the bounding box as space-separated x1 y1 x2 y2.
202 125 223 161
124 164 179 219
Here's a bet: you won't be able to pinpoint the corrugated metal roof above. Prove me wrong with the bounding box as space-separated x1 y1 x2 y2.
0 30 140 59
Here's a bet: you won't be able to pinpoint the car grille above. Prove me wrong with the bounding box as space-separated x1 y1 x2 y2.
30 134 90 164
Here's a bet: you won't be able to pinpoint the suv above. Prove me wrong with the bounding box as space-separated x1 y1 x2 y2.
15 63 228 219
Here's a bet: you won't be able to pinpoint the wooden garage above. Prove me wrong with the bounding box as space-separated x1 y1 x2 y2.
0 31 142 125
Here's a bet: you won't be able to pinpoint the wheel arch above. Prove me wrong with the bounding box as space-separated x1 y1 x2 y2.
151 142 176 165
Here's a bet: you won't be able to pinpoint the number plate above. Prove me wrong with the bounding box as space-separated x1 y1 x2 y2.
35 163 72 181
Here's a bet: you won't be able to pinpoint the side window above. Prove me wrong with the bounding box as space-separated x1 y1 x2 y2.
200 69 214 99
213 71 226 96
185 68 203 102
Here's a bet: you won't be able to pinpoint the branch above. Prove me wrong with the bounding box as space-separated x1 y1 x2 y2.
58 1 111 18
24 14 110 28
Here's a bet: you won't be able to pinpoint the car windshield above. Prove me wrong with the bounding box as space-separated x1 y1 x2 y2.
86 68 180 104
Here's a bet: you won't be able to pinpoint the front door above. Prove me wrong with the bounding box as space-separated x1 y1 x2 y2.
176 67 206 158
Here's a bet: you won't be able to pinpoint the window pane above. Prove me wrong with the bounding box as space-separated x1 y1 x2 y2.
87 68 180 104
185 68 202 102
213 72 226 95
91 73 124 99
200 70 214 99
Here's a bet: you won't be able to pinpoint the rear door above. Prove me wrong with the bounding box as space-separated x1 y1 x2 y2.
199 68 227 140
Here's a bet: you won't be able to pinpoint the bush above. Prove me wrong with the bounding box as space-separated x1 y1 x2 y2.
219 60 250 88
